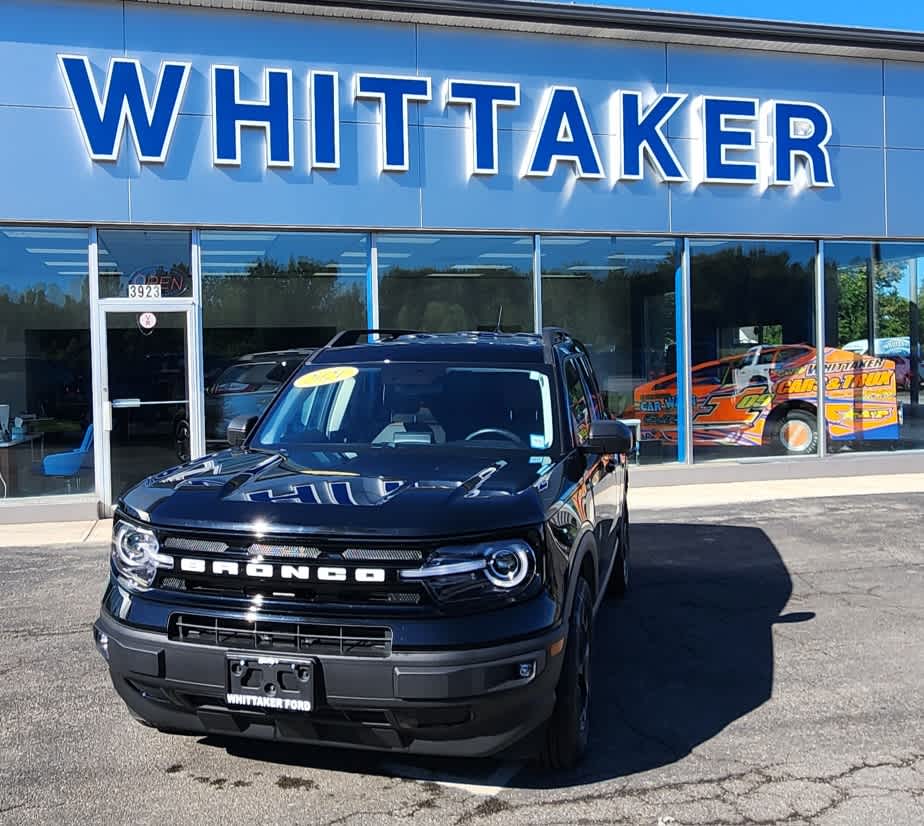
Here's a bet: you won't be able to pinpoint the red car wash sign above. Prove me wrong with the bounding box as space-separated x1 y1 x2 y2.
57 54 835 189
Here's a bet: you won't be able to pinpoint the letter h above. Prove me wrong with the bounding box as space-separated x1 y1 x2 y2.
212 65 294 167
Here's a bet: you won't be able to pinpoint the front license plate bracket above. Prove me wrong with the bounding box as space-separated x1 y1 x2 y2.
226 653 315 712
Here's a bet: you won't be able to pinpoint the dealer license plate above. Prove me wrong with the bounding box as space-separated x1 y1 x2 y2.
225 654 315 712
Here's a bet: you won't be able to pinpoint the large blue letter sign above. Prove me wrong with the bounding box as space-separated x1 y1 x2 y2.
310 70 340 170
58 55 190 162
618 91 687 182
772 101 834 187
355 75 432 171
212 65 294 167
446 80 520 175
525 86 603 178
702 96 758 184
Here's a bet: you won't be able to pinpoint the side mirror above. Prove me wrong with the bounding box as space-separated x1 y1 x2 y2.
227 415 258 448
585 419 633 455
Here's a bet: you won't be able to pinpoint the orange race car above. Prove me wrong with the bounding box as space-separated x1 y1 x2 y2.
632 344 901 455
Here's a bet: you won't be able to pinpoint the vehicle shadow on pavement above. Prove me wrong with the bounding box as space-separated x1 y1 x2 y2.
517 520 809 789
202 521 808 790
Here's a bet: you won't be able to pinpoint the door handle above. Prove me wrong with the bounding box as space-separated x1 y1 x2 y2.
112 398 142 409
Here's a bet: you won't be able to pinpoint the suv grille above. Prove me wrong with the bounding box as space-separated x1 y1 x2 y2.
169 614 392 658
155 532 431 607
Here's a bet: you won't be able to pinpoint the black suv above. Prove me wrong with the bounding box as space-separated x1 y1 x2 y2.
94 329 634 768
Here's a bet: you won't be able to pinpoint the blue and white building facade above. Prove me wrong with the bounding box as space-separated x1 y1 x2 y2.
2 0 923 521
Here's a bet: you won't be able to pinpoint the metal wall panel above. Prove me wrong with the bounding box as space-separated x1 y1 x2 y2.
0 0 914 238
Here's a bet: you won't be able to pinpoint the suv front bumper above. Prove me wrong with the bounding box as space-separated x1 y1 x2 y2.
94 610 566 757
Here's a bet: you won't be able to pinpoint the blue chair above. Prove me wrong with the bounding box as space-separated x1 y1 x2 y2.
42 425 93 492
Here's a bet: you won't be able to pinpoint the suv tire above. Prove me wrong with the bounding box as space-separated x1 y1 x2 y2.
607 508 630 597
541 576 593 770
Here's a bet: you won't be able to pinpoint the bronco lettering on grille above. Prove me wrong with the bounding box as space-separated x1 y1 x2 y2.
176 558 387 582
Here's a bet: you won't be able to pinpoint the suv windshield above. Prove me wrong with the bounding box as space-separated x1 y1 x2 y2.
252 362 555 452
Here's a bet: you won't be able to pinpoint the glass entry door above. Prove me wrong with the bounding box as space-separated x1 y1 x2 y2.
101 307 197 508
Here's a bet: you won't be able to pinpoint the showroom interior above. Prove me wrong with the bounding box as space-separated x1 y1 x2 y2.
1 227 921 512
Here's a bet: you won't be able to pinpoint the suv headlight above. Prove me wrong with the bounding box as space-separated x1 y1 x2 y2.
112 520 173 589
400 540 537 603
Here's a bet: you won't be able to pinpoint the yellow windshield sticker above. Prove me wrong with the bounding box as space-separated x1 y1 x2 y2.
294 365 358 389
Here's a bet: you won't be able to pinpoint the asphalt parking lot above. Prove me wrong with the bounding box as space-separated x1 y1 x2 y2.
1 494 922 826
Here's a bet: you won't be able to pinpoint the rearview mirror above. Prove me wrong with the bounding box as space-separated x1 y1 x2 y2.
227 415 258 448
585 419 633 455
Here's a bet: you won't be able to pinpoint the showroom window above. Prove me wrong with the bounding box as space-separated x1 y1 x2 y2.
825 243 924 452
0 227 91 498
541 236 682 464
97 230 192 298
377 235 533 333
690 240 817 461
200 231 367 451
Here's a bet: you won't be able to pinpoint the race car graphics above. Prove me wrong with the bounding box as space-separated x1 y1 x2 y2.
632 345 900 448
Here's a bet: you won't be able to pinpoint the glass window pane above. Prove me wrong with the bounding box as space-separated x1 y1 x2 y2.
564 358 592 446
254 363 557 454
105 312 189 497
541 236 681 464
201 231 367 453
378 234 533 332
690 240 817 462
826 242 924 452
0 227 92 497
97 230 191 298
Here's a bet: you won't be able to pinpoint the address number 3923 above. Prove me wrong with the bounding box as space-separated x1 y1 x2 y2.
128 284 162 299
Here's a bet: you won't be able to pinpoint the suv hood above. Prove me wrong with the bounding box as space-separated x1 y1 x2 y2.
120 447 556 538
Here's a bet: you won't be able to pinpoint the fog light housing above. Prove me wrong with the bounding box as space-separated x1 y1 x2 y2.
94 628 109 661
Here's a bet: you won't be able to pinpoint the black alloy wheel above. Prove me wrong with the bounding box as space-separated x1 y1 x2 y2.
541 576 593 769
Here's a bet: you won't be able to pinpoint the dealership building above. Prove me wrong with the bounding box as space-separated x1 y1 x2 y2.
1 0 923 522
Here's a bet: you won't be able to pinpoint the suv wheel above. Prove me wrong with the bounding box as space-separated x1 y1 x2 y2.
541 577 593 770
607 508 630 597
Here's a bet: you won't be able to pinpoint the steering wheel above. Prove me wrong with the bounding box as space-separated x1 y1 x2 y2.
464 427 525 446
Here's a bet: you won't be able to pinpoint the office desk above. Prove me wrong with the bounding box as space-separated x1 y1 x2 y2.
0 434 45 498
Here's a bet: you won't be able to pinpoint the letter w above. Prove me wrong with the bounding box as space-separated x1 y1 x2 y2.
58 55 191 162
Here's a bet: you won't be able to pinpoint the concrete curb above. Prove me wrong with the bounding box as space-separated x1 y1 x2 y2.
629 472 924 511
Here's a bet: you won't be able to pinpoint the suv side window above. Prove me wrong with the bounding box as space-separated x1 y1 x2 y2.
564 358 592 446
577 357 606 421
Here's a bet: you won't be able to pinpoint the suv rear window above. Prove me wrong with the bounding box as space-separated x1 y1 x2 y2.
211 360 298 394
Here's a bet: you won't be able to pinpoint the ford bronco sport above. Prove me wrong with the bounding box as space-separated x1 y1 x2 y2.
94 328 634 768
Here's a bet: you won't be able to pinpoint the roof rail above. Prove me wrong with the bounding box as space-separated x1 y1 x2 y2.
541 326 572 363
321 328 420 350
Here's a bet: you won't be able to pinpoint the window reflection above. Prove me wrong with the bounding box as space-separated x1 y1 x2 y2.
200 231 367 453
0 227 92 497
97 230 191 299
689 240 818 461
541 236 680 464
378 235 533 332
826 242 924 452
